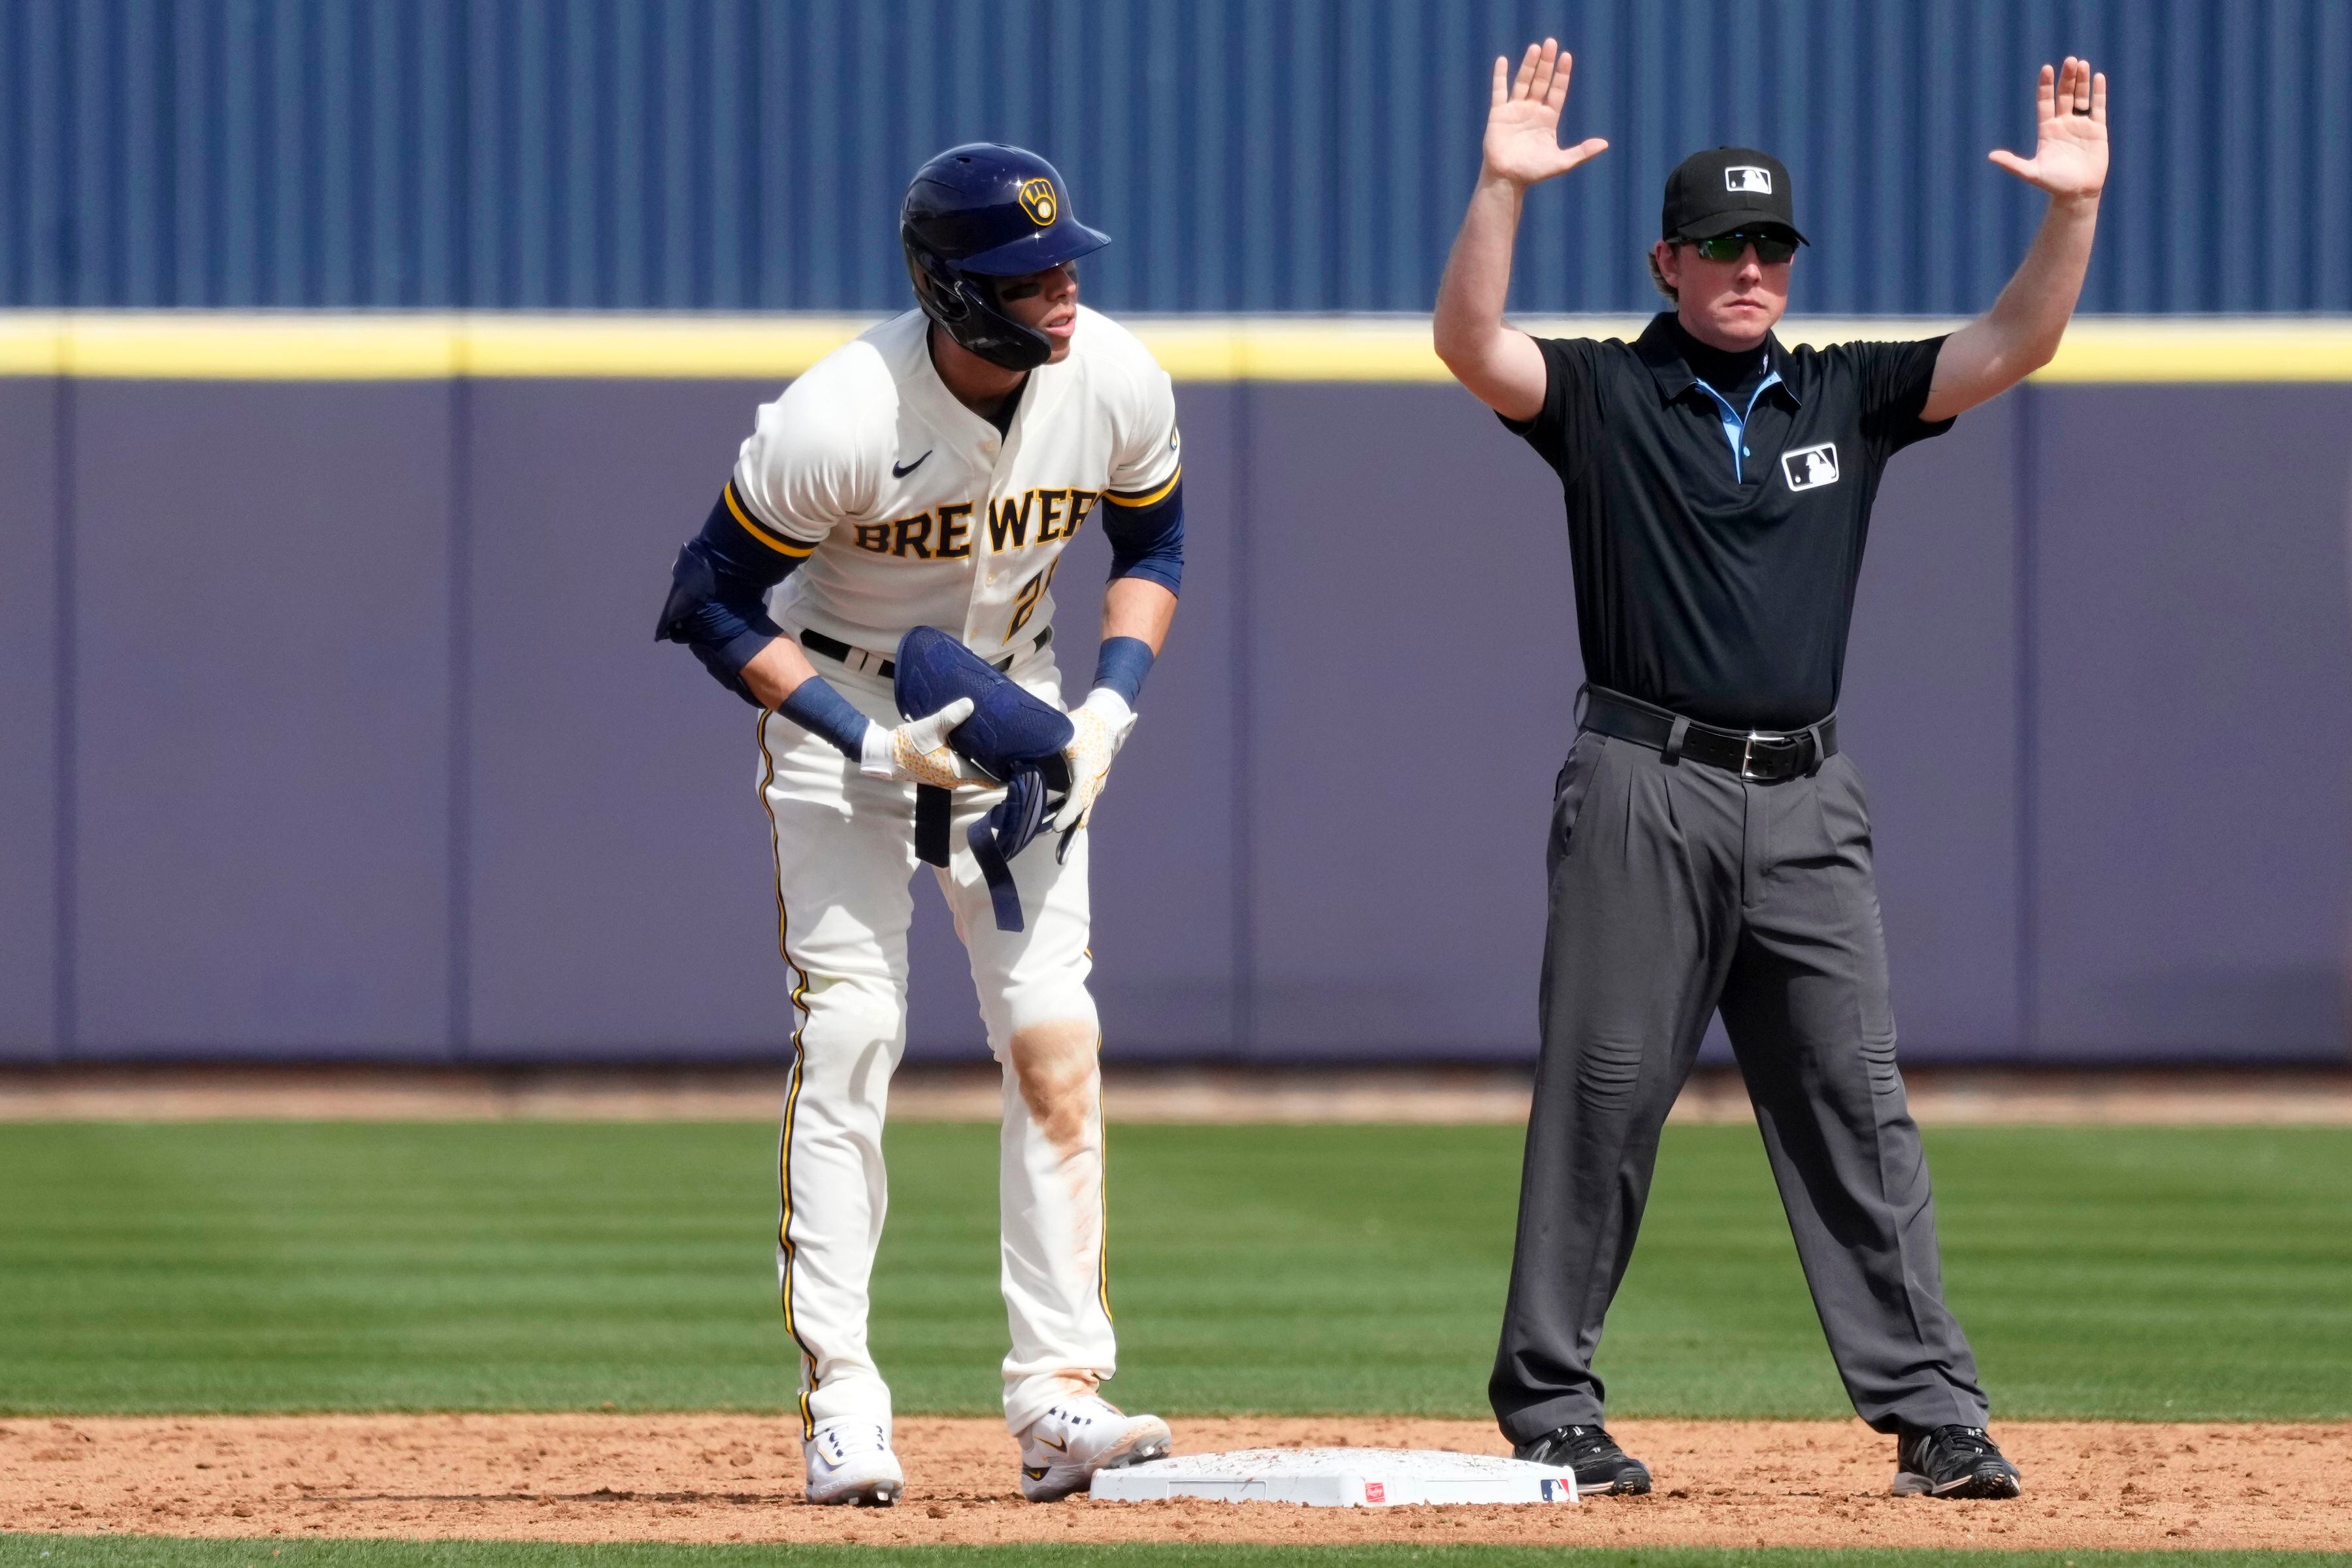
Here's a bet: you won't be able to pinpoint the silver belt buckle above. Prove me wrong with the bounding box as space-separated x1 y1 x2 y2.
1740 731 1772 780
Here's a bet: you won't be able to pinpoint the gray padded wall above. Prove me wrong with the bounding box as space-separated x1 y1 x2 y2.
0 380 61 1059
5 374 2347 1064
1243 383 1577 1057
67 384 457 1056
1837 404 2023 1054
461 379 785 1058
2029 387 2352 1059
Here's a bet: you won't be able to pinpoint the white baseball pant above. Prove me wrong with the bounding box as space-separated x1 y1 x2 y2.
754 642 1116 1440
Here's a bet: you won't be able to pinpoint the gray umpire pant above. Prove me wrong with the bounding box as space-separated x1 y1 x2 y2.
1490 729 1990 1442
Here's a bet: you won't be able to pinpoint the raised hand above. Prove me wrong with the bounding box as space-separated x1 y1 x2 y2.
1482 39 1608 188
1988 57 2108 201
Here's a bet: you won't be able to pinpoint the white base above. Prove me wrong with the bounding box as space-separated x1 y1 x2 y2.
1088 1447 1578 1507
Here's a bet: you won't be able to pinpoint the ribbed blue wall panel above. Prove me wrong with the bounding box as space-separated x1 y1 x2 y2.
5 0 2349 314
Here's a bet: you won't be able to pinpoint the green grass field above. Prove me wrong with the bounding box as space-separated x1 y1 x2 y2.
1 1120 2346 1422
5 1119 2348 1567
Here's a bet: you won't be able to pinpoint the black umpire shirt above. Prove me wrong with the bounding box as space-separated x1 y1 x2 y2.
1507 312 1952 731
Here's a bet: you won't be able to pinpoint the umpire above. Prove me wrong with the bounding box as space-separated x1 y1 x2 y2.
1432 41 2108 1499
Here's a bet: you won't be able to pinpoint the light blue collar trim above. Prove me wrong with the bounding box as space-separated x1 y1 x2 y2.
1690 369 1784 483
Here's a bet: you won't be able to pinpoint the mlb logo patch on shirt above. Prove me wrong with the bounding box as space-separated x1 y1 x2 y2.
1782 442 1840 491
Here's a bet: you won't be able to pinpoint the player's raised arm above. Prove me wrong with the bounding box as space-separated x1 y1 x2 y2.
1432 39 1608 422
1921 57 2108 421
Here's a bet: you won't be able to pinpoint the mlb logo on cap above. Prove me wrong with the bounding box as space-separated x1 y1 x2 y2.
1661 146 1808 244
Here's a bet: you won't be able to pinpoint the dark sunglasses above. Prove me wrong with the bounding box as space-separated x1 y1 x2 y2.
1688 231 1799 265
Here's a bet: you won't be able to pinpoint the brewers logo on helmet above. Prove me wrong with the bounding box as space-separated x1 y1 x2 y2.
902 144 1109 371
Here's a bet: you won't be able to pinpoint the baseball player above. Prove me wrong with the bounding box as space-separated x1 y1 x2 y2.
656 144 1184 1507
1433 43 2107 1499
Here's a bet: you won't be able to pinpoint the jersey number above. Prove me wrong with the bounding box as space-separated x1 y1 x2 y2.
1007 559 1061 641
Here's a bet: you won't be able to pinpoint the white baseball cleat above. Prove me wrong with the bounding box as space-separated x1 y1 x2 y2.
804 1418 904 1507
1016 1396 1173 1502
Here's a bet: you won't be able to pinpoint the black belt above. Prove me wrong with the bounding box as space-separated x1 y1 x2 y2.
1580 684 1835 782
800 624 1051 680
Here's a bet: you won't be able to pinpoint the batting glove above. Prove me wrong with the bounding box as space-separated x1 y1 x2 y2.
1051 688 1137 832
859 697 980 788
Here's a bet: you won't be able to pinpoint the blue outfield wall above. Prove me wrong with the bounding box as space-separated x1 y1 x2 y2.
2 369 2349 1066
4 0 2351 316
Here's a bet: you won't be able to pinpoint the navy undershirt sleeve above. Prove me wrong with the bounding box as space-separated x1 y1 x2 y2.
1098 476 1184 595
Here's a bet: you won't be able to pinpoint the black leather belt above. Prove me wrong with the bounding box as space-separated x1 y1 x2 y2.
1580 684 1835 782
800 625 1051 680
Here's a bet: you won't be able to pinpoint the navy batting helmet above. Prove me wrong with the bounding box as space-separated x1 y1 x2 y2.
902 144 1110 372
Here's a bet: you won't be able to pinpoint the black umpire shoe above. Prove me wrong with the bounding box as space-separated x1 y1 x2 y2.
1512 1424 1652 1495
1892 1425 2023 1499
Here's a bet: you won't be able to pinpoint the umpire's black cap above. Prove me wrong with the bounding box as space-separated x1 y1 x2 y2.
1661 147 1810 244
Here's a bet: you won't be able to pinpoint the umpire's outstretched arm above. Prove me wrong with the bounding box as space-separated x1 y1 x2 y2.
1923 57 2109 420
1432 38 1608 423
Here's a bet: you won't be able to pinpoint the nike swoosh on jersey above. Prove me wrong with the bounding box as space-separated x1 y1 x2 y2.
892 450 933 478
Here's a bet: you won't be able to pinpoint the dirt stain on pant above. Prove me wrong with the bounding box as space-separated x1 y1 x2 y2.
1008 1021 1106 1296
1008 1022 1100 1163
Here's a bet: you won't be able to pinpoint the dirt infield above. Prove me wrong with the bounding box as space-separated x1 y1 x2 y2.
7 1064 2352 1124
4 1414 2344 1552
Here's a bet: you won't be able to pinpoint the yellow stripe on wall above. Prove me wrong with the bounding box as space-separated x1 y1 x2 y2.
0 312 877 380
463 316 880 379
2031 319 2352 382
3 312 2351 384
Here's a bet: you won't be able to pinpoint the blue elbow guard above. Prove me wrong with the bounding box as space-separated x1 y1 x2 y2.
1100 474 1183 595
656 483 805 704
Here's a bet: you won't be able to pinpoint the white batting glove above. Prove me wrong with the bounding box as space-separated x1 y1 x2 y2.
1051 688 1138 832
859 698 980 788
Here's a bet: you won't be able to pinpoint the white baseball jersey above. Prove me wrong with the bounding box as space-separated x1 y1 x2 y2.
730 304 1182 662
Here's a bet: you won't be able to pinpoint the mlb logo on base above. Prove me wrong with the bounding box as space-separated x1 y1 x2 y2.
1724 164 1774 193
1782 441 1841 491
